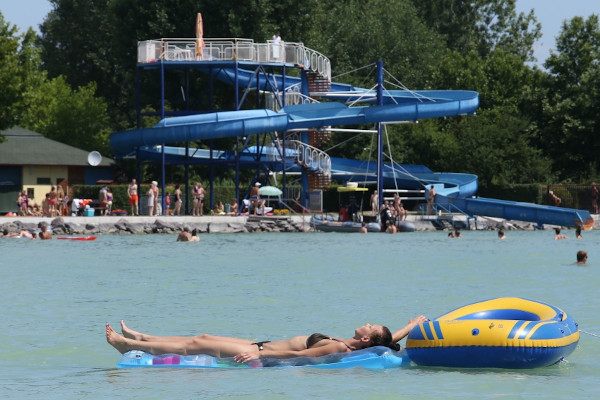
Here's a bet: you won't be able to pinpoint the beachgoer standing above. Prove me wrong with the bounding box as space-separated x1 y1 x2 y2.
128 179 139 216
427 185 436 215
147 183 155 216
174 184 182 216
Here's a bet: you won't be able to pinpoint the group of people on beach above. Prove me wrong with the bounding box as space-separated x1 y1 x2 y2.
15 186 69 217
127 179 239 217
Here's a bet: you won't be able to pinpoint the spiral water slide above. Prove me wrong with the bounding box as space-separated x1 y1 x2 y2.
109 66 592 228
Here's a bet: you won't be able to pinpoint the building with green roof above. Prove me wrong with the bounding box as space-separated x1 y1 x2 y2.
0 127 114 214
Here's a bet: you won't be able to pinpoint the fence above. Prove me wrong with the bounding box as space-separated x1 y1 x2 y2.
546 184 598 213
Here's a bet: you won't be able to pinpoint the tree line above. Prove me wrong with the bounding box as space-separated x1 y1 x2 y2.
1 0 599 189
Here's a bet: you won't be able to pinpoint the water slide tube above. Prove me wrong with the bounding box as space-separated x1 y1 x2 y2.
437 195 594 229
112 65 592 228
110 96 479 157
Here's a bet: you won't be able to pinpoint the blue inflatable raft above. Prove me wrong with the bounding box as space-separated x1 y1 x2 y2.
117 346 409 370
406 297 579 368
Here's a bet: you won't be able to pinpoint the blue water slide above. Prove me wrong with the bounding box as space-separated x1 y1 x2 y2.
330 157 478 198
111 64 593 228
110 99 479 157
210 66 479 106
436 195 594 229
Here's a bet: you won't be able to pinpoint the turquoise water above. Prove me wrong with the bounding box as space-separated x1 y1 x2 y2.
1 229 599 399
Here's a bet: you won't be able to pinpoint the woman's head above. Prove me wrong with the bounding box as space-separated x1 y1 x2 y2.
355 324 400 351
370 325 400 351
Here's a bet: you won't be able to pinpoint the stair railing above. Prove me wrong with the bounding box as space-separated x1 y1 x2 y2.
285 140 331 178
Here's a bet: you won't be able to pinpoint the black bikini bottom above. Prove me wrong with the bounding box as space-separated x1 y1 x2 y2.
252 341 271 351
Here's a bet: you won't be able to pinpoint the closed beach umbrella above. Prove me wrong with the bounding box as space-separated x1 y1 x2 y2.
259 186 283 196
195 13 203 57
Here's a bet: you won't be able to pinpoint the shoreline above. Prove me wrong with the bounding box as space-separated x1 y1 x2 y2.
1 213 596 235
0 214 310 235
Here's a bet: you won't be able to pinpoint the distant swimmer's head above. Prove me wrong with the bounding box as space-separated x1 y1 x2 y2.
576 250 588 264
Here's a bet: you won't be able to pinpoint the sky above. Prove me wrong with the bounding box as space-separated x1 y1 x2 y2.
1 0 598 66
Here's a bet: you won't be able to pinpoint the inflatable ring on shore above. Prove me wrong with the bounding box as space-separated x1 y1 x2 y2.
406 297 579 368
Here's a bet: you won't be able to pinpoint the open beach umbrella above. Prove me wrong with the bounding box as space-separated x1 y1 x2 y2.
259 186 283 196
195 13 203 57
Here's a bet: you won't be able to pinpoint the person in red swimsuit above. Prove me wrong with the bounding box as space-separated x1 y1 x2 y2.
128 179 139 216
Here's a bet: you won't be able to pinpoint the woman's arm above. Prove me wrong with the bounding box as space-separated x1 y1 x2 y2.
234 342 348 363
392 315 428 343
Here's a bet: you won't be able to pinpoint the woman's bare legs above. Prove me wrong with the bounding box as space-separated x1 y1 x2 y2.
107 323 255 357
120 320 255 345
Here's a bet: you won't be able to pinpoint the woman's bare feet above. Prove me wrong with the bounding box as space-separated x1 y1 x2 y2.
106 323 131 354
120 320 143 340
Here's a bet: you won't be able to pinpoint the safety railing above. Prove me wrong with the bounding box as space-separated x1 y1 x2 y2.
285 140 331 179
137 38 331 80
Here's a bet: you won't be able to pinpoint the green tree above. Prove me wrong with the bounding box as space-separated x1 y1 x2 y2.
539 15 600 181
309 0 445 88
410 0 541 62
431 48 538 111
0 14 40 135
19 76 111 154
451 108 551 188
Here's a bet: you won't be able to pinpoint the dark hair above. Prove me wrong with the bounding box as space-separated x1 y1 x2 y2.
577 250 587 262
369 326 400 351
555 228 560 234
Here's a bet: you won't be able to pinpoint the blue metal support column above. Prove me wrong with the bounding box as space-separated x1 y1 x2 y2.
376 60 384 210
160 61 166 214
185 141 190 215
185 69 190 110
234 62 240 209
135 66 141 128
235 137 240 206
209 139 214 212
135 66 141 214
136 148 141 215
161 144 166 215
301 130 310 209
282 65 287 206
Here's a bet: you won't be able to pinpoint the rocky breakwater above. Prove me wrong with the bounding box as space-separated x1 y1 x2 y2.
0 215 309 236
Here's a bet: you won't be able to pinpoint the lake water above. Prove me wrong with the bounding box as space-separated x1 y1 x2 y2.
1 229 599 399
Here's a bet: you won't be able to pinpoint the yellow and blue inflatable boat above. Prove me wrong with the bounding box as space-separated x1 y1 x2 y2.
406 297 579 368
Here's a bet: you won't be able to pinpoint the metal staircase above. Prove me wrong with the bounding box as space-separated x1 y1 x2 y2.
308 128 332 147
286 139 332 190
306 70 332 97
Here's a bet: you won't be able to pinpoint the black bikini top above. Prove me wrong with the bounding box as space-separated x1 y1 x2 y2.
306 333 352 350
